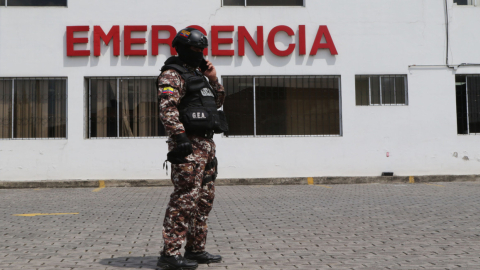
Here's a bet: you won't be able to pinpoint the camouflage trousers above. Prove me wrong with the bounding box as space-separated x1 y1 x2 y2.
162 135 217 256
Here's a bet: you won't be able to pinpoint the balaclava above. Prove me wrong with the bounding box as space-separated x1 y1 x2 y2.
176 44 204 68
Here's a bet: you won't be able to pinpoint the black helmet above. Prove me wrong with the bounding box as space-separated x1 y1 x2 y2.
172 28 208 49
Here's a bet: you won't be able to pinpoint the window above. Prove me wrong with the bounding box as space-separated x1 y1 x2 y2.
222 75 342 137
0 78 67 139
453 0 476 5
456 75 480 135
86 77 166 138
1 0 67 6
355 75 408 106
223 0 304 6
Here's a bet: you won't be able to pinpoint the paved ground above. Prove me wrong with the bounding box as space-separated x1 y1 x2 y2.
1 182 480 270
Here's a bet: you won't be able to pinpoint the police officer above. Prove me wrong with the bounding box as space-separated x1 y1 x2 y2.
156 27 227 270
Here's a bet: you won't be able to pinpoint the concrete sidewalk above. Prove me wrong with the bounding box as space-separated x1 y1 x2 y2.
1 182 480 269
0 174 479 189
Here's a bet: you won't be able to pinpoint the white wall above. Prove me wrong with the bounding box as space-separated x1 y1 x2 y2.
0 0 479 181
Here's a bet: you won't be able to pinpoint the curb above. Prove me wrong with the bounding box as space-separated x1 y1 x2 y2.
0 175 479 189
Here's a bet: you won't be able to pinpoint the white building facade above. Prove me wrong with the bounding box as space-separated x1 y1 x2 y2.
0 0 479 182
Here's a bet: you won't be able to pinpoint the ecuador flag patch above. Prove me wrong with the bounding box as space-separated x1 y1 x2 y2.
179 30 191 38
162 87 175 94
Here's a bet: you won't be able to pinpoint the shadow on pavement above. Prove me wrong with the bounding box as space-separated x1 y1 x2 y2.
98 256 158 269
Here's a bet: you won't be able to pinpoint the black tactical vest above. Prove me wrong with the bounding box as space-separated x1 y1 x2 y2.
160 57 228 135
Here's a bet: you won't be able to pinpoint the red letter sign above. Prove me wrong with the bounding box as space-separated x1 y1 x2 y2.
310 25 338 55
93 25 120 57
124 25 148 56
267 26 295 56
299 25 306 55
187 25 208 56
211 26 235 56
238 26 264 56
152 25 177 56
66 26 90 56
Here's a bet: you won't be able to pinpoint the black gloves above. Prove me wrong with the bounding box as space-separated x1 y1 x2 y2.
166 133 193 164
173 133 193 157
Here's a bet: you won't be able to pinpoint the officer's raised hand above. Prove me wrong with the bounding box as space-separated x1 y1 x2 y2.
202 59 217 82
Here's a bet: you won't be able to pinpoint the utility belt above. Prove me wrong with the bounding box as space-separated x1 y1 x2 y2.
187 129 215 139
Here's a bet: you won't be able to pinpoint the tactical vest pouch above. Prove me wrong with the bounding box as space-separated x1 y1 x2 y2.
181 107 214 131
213 110 229 134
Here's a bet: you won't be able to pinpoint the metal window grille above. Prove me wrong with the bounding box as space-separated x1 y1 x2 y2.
456 75 480 135
2 0 67 6
454 0 476 5
0 77 67 140
355 75 408 106
223 0 304 7
222 75 342 137
87 77 166 139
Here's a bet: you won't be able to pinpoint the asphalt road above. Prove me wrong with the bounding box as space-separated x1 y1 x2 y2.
1 182 480 269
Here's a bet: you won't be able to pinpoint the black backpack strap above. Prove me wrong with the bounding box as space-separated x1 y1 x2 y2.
161 64 202 84
161 64 189 74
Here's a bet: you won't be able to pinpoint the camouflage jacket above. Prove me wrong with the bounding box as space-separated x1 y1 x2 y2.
157 65 225 137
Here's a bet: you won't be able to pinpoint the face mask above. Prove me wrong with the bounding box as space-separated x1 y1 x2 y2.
177 45 204 68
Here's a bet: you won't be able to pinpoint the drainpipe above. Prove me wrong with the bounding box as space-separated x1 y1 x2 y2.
445 0 449 66
409 0 480 69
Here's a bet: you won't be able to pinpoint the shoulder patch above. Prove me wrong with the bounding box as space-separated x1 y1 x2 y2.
162 87 175 95
201 88 214 97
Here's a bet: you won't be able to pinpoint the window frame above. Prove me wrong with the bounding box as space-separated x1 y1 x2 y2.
355 75 409 106
1 0 68 7
221 74 343 138
0 77 68 140
453 0 477 6
86 76 167 139
456 74 480 135
222 0 305 7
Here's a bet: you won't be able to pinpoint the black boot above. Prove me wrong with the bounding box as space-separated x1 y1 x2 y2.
157 254 198 270
184 249 222 264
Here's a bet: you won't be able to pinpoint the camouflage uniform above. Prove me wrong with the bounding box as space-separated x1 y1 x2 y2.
158 65 225 256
